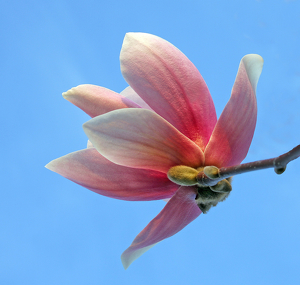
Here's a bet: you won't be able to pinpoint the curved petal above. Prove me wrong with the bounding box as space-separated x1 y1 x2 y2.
121 186 201 269
120 86 152 110
45 148 178 201
204 54 264 167
62 84 140 117
83 109 205 173
120 33 217 150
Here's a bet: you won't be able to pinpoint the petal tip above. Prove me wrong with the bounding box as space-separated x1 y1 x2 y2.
45 157 63 172
242 54 264 69
121 32 152 54
121 254 130 270
62 87 75 101
241 54 264 92
82 122 91 137
124 32 143 39
121 33 140 60
120 244 155 270
82 120 92 131
82 120 96 143
122 32 134 45
124 32 134 38
45 160 55 171
62 85 86 100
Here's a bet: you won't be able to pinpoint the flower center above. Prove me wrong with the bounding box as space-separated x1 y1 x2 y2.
167 165 233 213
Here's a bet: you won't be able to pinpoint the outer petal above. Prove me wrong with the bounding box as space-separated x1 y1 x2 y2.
45 148 178 201
120 32 217 150
62 84 140 117
120 86 152 110
121 186 201 269
83 108 205 173
204 54 264 167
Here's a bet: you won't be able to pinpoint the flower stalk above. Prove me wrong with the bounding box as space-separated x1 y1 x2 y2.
198 144 300 187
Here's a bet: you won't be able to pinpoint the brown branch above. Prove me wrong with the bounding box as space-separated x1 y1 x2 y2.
197 144 300 187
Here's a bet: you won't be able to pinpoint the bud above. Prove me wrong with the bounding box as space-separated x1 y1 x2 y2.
274 166 286 175
209 179 232 193
203 166 220 179
167 165 199 186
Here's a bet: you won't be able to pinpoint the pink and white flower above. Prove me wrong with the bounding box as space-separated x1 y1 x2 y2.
46 33 263 269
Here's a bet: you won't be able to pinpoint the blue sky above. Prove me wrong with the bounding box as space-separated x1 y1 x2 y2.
1 0 300 284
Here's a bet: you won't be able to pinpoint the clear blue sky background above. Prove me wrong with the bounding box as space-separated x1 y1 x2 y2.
1 0 300 284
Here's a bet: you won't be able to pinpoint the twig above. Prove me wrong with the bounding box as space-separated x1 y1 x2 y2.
197 144 300 187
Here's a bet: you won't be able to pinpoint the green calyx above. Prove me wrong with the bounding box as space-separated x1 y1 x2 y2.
167 165 199 186
168 165 233 214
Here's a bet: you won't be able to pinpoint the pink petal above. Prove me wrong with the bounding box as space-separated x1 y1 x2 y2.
121 186 201 269
120 86 152 110
204 54 264 167
120 33 217 151
45 148 178 201
83 108 205 173
62 84 140 117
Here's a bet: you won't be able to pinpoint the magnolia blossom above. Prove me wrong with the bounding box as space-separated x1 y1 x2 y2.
46 33 263 269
